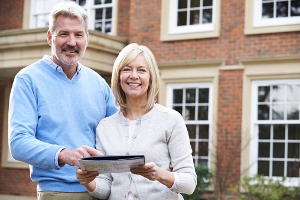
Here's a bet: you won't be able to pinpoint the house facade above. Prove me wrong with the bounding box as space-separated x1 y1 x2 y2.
0 0 299 199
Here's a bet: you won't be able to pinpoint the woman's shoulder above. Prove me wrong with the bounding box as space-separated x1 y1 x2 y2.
99 111 126 125
152 104 183 119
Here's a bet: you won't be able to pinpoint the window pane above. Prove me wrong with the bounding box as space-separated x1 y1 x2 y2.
258 142 270 157
272 85 284 102
94 0 102 5
178 11 187 26
288 124 300 140
203 0 213 6
178 0 188 9
198 106 208 120
105 0 112 3
273 124 285 140
186 88 196 103
173 89 183 103
272 104 284 120
288 143 300 159
190 10 200 25
185 106 196 120
273 143 285 158
273 161 284 176
262 2 274 18
287 161 300 177
259 124 271 139
287 104 299 120
199 142 208 156
291 0 300 16
95 22 102 31
258 161 269 176
105 21 111 32
95 8 103 20
258 86 270 102
199 125 209 139
258 105 270 120
79 0 86 6
287 85 300 101
191 0 200 7
106 7 112 18
187 125 196 139
202 9 212 23
276 1 289 17
198 88 209 103
288 143 300 158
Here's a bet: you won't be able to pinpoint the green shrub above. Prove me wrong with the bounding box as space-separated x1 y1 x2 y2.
183 165 212 200
236 175 300 200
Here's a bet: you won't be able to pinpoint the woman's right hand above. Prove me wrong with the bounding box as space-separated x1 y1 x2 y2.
76 168 99 191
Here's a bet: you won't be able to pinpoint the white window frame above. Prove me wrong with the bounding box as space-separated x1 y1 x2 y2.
166 82 213 168
168 0 215 34
29 0 117 35
245 0 300 34
253 0 300 28
29 0 64 28
250 79 300 187
161 0 221 41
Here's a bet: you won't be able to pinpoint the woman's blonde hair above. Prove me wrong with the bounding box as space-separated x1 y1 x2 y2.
111 43 160 114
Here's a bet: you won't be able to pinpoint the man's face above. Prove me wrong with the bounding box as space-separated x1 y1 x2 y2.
47 15 88 69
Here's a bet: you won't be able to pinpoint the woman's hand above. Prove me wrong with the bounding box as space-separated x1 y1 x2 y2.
76 168 99 191
130 162 175 188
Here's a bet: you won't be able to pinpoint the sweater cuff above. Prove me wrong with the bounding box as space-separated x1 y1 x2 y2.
55 147 66 169
170 172 179 191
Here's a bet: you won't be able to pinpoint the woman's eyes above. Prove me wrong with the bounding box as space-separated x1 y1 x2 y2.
122 68 131 72
122 68 147 72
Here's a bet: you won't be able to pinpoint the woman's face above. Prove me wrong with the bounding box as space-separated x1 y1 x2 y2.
120 54 150 102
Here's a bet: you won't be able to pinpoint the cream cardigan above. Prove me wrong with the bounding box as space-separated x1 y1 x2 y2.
90 104 197 200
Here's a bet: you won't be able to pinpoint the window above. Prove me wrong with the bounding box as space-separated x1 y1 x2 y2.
30 0 62 28
250 79 300 186
245 0 300 34
29 0 117 34
167 83 213 167
161 0 221 41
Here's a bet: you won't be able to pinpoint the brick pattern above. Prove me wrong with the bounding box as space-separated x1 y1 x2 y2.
0 0 24 30
127 0 300 65
216 70 243 190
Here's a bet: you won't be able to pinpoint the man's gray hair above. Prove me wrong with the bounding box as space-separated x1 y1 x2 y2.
48 1 88 33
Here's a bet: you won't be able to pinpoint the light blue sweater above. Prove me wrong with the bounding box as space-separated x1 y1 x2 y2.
9 56 118 192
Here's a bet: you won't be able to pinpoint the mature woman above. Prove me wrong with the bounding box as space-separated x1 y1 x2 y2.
76 43 197 199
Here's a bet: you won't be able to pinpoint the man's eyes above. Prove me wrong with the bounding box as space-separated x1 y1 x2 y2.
58 33 84 37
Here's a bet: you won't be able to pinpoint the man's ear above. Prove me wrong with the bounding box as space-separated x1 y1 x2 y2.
86 31 89 46
47 30 52 46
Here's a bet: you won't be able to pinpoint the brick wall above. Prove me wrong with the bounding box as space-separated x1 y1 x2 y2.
127 0 299 65
0 0 24 30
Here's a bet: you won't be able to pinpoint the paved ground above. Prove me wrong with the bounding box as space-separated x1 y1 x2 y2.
0 195 35 200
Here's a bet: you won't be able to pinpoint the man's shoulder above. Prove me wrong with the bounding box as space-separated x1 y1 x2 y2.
16 59 45 77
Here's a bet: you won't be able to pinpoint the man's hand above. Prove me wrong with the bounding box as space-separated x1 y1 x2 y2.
58 145 102 167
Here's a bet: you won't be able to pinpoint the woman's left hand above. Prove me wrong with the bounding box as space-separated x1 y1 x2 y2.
130 162 160 181
130 162 175 188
